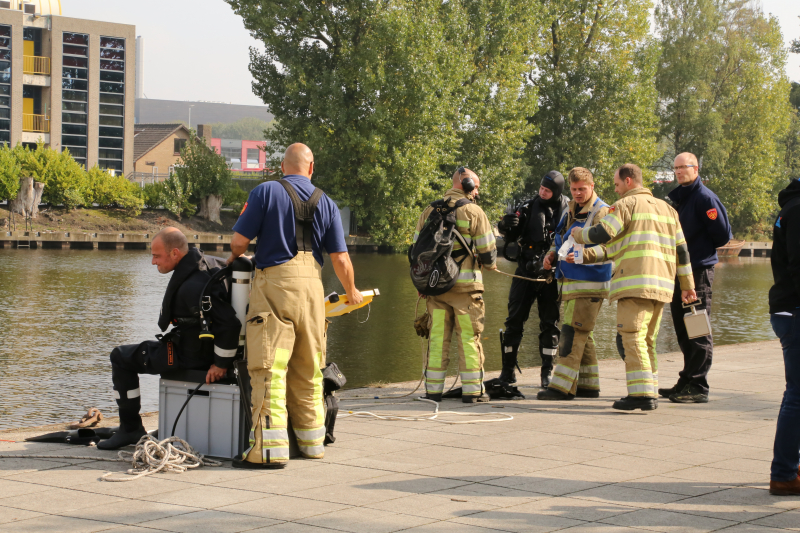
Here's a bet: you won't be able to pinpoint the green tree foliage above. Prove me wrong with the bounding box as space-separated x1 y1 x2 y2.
17 144 88 210
0 144 21 201
525 0 660 200
208 117 273 141
656 0 793 233
174 131 233 223
161 176 196 221
227 0 540 247
85 166 144 215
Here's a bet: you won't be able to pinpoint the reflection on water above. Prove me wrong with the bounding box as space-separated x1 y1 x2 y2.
0 249 776 429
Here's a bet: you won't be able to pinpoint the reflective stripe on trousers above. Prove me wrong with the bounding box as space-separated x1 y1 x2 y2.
294 426 326 459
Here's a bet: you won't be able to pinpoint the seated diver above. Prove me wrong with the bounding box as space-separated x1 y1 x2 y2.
97 227 241 450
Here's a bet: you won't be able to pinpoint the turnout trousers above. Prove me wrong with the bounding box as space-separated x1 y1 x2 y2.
616 298 664 399
425 291 486 398
669 266 715 394
504 263 560 368
243 252 326 466
549 297 603 395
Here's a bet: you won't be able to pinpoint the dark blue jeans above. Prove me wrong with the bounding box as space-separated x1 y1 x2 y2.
770 313 800 482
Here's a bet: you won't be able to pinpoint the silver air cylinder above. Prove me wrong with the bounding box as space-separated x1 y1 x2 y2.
231 256 254 348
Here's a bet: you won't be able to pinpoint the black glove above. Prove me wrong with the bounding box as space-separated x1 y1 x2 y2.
502 214 519 228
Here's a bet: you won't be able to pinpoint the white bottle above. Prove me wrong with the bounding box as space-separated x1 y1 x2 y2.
574 243 584 264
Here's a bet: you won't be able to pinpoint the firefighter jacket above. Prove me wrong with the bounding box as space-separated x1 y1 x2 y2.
158 248 242 369
573 187 695 303
414 187 497 293
550 192 612 301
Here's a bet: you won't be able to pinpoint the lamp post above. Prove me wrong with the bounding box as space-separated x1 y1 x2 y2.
188 104 195 129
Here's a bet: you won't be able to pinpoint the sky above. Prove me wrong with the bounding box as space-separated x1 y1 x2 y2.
64 0 800 107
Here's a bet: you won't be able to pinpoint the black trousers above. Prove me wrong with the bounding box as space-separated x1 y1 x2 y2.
504 262 560 364
669 266 715 393
110 339 206 430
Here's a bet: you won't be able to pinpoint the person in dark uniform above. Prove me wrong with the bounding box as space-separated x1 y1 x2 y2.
497 171 569 387
659 152 732 404
98 227 241 450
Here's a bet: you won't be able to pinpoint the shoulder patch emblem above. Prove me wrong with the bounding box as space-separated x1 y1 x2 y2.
240 202 248 216
609 206 616 213
706 208 718 220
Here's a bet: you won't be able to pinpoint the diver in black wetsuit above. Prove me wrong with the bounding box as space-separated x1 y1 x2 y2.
98 227 240 450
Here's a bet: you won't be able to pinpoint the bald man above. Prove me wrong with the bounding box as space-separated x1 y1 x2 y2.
660 152 732 403
413 167 497 402
229 143 362 468
98 228 241 449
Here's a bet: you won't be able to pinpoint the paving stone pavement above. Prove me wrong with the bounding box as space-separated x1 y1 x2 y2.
1 340 798 532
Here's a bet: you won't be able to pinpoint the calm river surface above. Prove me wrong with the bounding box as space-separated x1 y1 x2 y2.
0 249 777 430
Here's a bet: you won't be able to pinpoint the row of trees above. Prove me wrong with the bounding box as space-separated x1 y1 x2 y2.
227 0 798 245
0 144 143 222
0 134 248 225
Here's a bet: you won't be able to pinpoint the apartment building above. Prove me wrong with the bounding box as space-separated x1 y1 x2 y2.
0 0 135 175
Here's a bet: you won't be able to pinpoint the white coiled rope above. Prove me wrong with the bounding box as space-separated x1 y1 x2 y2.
0 435 221 482
102 435 221 481
337 397 513 424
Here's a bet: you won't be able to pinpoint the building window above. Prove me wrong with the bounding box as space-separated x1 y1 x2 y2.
98 36 125 175
61 32 88 166
173 138 186 155
0 25 10 145
246 148 260 168
221 142 242 170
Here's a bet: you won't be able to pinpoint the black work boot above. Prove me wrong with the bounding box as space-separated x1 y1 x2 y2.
97 393 146 450
612 396 658 411
498 344 519 384
658 382 685 398
537 388 574 401
575 388 600 398
423 393 442 402
462 394 490 404
669 384 709 404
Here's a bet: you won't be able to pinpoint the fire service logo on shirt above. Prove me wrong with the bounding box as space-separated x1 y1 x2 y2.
240 202 248 215
706 208 718 221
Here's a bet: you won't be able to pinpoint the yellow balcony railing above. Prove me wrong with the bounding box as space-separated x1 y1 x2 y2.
23 55 50 75
23 114 50 133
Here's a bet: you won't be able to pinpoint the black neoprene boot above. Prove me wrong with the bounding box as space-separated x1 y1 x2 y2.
97 395 146 450
498 344 519 384
540 354 553 388
537 388 573 401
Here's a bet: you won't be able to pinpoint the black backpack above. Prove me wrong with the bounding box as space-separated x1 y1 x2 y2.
408 197 473 296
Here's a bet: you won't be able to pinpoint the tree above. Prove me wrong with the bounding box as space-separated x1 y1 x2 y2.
208 117 273 141
227 0 540 247
174 131 233 224
524 0 660 200
0 144 21 228
655 0 793 234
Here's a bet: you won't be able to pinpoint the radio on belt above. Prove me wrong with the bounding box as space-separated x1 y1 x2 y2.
682 298 712 339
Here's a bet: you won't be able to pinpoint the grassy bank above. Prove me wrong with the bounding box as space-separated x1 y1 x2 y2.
1 206 240 235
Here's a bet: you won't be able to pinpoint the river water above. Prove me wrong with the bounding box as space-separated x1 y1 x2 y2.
0 249 777 430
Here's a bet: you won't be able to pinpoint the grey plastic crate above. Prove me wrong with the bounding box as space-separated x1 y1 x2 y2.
158 379 243 459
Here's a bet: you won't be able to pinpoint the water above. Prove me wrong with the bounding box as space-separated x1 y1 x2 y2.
0 249 777 430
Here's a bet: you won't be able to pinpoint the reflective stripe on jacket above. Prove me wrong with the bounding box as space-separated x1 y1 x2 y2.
413 188 497 293
575 188 694 303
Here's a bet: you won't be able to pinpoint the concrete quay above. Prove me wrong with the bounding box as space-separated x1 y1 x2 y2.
1 340 797 532
0 231 379 252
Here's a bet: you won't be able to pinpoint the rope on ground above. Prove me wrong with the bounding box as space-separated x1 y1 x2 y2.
0 435 221 482
102 435 221 482
337 397 514 425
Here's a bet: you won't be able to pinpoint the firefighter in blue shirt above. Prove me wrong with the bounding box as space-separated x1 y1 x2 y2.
659 152 732 404
228 143 362 468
